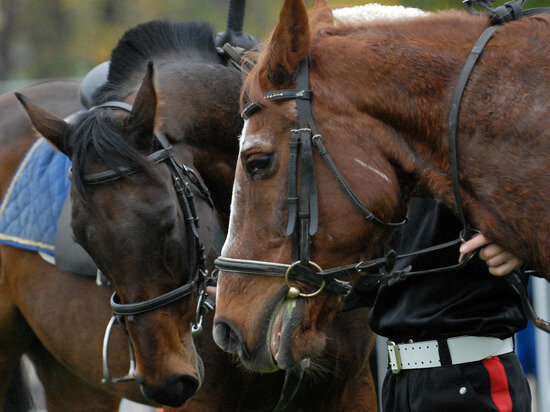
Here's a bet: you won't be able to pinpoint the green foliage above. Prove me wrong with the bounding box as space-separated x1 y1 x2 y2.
1 0 548 81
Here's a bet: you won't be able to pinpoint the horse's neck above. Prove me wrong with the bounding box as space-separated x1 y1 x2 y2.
316 13 550 274
314 12 489 203
156 66 242 229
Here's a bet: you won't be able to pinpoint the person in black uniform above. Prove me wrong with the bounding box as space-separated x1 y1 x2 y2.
374 198 531 412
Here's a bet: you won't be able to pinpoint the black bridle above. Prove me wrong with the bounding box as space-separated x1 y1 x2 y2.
75 101 217 382
216 2 550 334
216 59 409 299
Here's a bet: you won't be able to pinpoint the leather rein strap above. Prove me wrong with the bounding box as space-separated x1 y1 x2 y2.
447 1 550 334
217 58 474 293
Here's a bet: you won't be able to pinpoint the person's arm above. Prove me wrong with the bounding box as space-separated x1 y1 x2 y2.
459 234 522 276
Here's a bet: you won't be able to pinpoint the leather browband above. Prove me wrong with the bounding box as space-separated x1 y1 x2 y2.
82 147 174 185
242 89 312 119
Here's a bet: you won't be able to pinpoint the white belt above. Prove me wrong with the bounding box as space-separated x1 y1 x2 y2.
387 336 514 373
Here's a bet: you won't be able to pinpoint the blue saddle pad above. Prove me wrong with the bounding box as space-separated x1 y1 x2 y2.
0 138 71 255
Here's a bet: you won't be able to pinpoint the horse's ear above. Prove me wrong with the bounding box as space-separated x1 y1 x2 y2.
312 0 334 26
127 61 157 148
14 93 71 156
266 0 311 86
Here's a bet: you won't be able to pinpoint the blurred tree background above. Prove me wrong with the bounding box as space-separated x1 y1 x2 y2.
0 0 547 93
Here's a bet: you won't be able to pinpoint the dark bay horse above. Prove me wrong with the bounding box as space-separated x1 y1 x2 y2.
0 81 156 411
213 0 549 384
17 19 377 410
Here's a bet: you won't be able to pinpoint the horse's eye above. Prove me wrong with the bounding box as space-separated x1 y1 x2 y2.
245 153 274 177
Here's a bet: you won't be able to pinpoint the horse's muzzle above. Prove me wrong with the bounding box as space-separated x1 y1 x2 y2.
135 373 200 407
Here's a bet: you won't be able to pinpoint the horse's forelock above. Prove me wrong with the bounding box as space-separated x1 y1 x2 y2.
70 110 149 199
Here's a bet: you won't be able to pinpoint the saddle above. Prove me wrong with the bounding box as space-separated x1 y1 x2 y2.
54 194 97 276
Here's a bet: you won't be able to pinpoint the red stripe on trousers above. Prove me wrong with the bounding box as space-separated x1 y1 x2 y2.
483 356 513 412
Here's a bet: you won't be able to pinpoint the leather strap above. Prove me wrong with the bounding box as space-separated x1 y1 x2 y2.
312 135 407 228
110 281 198 316
82 147 174 185
214 256 352 296
448 24 501 229
448 3 550 334
285 131 300 237
242 89 312 119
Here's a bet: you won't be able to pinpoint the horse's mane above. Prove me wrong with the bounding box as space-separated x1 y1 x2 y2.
72 20 222 198
94 20 221 104
241 5 474 110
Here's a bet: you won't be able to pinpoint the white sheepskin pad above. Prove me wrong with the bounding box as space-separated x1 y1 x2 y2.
333 3 427 25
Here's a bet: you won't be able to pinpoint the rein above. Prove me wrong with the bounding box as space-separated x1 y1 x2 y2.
448 1 550 334
215 59 474 297
216 1 550 335
78 101 217 383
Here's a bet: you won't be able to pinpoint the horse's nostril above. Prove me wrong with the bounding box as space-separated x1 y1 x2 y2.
136 373 200 407
171 374 200 403
213 321 243 355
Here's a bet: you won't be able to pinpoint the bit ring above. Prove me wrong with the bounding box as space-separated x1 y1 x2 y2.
284 261 326 298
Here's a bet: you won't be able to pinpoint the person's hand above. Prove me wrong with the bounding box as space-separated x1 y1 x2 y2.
206 285 217 298
459 234 522 276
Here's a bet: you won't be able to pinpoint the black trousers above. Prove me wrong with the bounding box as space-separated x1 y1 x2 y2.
382 353 531 412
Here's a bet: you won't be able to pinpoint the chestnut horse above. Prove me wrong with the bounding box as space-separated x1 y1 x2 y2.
214 0 549 385
18 20 377 410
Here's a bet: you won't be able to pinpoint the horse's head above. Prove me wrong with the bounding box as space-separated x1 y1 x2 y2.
214 0 409 372
17 64 216 407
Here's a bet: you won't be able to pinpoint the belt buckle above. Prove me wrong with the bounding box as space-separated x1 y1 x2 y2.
387 341 402 374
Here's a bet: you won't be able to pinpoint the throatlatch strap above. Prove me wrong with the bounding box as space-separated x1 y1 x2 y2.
312 135 408 228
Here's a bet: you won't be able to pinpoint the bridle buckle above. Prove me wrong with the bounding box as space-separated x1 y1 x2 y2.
284 261 326 298
387 340 402 374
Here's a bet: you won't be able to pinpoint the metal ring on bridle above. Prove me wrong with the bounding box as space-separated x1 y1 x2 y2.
284 261 326 298
192 289 206 337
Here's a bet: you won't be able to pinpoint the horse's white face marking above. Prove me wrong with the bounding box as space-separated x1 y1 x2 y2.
223 121 252 257
238 120 249 151
240 120 274 153
222 178 242 256
333 4 427 25
354 158 391 183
